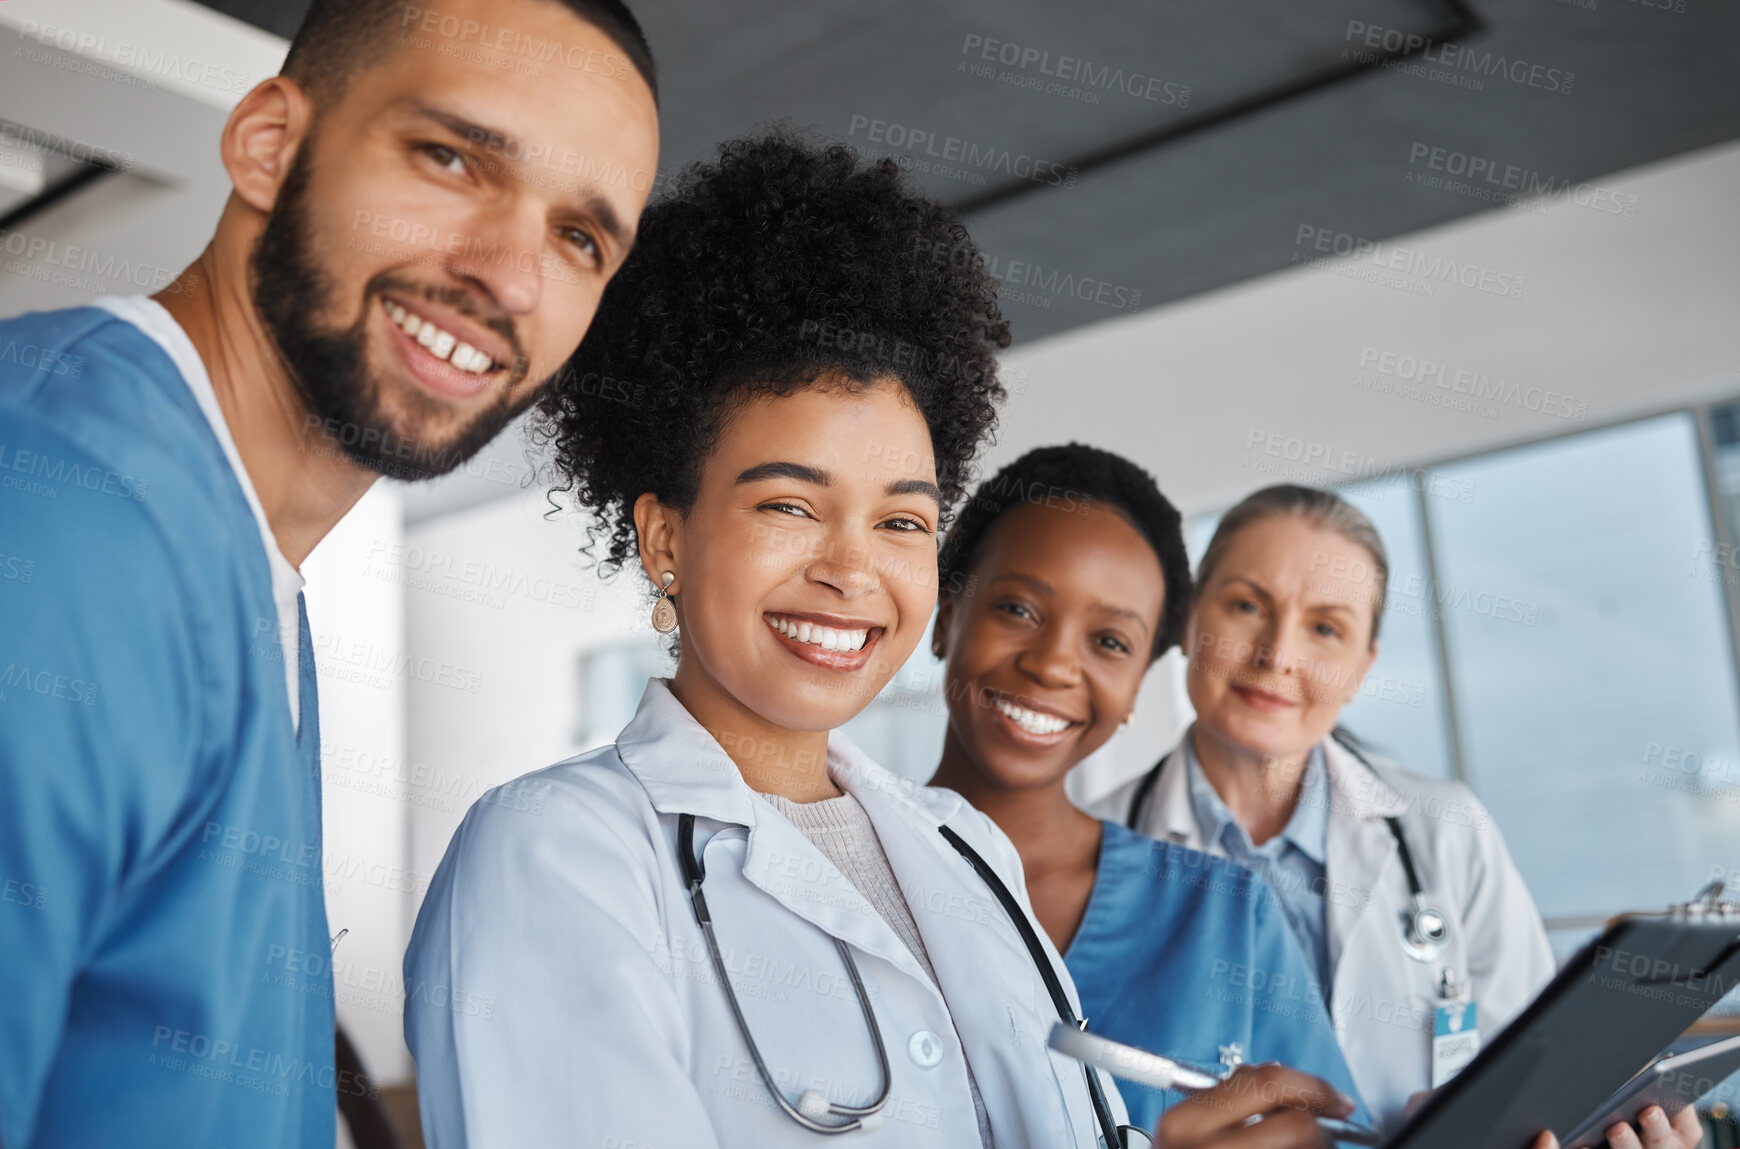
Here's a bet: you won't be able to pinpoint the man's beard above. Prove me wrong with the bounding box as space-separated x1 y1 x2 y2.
250 147 542 481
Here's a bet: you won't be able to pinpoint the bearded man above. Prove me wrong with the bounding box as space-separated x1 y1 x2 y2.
0 2 659 1145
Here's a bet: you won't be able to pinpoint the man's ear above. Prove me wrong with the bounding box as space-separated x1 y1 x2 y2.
220 76 315 215
632 492 680 592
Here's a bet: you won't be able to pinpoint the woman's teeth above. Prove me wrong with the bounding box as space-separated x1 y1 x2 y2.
768 616 870 653
994 698 1071 735
385 300 494 375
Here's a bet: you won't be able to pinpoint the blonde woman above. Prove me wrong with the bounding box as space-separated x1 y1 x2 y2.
1094 484 1700 1149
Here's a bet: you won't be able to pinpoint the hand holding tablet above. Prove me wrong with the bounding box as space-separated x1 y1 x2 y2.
1559 1033 1740 1149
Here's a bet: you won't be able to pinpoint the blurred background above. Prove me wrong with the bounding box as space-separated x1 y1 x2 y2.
4 0 1739 1143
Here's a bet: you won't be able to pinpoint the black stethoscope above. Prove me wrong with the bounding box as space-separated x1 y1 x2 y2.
1122 728 1453 966
677 812 1143 1148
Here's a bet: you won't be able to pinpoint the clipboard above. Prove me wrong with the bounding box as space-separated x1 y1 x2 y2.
1383 894 1740 1149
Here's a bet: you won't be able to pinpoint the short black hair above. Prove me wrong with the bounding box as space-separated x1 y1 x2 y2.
938 443 1192 662
538 131 1011 577
281 0 657 105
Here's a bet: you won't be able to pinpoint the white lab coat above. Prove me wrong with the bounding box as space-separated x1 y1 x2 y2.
1087 733 1555 1132
406 678 1126 1149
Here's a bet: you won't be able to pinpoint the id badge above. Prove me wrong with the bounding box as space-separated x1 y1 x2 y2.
1430 1000 1479 1088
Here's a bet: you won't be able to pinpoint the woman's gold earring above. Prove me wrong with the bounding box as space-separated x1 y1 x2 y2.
650 571 678 633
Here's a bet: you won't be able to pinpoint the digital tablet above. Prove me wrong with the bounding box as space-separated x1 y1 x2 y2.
1382 906 1740 1149
1560 1033 1740 1149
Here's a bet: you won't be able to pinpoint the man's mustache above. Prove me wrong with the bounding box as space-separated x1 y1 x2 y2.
365 274 530 378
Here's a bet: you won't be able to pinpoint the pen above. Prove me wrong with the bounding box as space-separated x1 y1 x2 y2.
1047 1023 1386 1146
1049 1022 1222 1091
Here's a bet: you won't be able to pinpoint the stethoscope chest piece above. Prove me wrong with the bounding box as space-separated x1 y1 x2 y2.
1401 897 1452 963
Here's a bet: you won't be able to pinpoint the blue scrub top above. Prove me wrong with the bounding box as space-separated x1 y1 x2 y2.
0 306 335 1148
1064 820 1368 1136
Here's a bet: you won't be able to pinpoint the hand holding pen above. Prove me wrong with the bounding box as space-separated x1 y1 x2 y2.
1158 1062 1363 1148
1048 1024 1377 1146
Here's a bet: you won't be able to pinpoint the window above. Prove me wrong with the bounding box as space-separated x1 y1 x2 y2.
1426 415 1740 946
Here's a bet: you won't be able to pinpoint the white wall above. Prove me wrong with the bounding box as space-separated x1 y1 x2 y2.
301 485 412 1088
396 491 656 882
0 0 287 113
0 0 286 320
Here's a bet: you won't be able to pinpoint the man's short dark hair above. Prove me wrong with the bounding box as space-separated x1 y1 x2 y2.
281 0 657 105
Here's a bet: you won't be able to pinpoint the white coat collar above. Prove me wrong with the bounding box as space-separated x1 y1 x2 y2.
613 677 967 829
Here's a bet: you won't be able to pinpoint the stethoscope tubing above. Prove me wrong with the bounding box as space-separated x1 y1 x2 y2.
678 812 894 1133
937 825 1128 1149
676 811 1131 1147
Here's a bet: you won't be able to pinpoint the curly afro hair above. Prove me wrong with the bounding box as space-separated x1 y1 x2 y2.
536 131 1011 577
938 443 1193 662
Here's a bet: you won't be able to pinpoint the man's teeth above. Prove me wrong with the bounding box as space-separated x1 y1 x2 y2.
385 301 493 375
768 616 870 653
993 698 1071 735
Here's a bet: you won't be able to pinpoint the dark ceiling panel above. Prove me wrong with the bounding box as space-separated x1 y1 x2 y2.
194 0 309 40
191 0 1740 345
958 0 1740 341
634 0 1468 209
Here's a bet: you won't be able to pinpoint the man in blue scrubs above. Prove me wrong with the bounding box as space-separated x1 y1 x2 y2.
0 1 659 1144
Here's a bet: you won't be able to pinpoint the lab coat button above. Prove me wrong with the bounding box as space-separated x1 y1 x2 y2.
908 1030 944 1068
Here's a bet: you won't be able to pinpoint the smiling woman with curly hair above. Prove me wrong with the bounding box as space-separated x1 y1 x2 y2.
404 131 1368 1149
406 131 1117 1149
